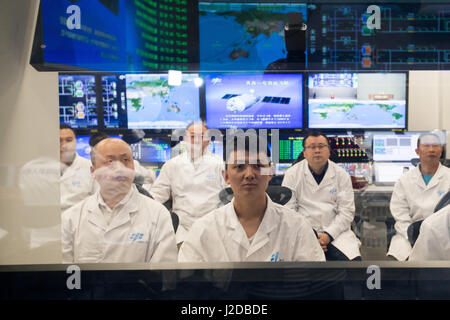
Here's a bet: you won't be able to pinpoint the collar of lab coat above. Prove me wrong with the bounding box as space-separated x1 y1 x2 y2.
226 195 279 256
413 162 446 189
87 185 139 231
302 159 336 191
61 153 83 177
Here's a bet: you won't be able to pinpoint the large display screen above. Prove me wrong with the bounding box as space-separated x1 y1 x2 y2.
126 73 201 129
33 0 197 72
308 72 407 129
199 2 307 71
307 3 450 71
59 74 98 128
205 73 303 129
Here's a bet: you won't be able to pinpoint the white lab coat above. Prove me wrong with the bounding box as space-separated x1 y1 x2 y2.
178 195 325 262
388 163 450 261
282 159 361 260
408 205 450 261
60 153 97 213
150 151 227 243
61 184 178 263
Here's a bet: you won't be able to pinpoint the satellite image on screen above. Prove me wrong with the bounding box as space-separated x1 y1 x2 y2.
308 73 407 129
126 74 200 129
205 73 303 129
199 2 307 71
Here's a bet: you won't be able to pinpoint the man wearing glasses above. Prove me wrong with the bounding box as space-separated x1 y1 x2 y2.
282 130 361 261
388 133 450 261
150 121 227 246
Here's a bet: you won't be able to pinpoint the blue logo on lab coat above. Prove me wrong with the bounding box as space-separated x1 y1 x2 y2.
130 233 144 242
270 251 284 262
72 181 81 187
438 190 445 197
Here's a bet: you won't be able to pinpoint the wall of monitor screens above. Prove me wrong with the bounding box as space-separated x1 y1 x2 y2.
32 1 450 72
60 71 408 130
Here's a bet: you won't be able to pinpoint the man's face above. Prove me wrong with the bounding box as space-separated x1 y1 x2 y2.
224 150 272 198
92 139 135 196
303 135 330 169
185 124 209 157
60 129 76 163
416 135 443 164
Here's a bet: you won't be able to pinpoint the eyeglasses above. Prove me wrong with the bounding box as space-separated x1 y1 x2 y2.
304 144 329 150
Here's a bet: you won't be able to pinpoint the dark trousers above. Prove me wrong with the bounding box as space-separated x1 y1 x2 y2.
325 243 362 261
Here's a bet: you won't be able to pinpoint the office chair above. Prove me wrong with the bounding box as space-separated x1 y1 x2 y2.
219 186 292 205
407 190 450 246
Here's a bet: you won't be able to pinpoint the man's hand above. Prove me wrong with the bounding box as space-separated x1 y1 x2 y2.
318 233 331 252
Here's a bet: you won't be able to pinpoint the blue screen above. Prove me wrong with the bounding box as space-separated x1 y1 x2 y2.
130 137 171 163
39 0 195 72
76 135 121 160
205 73 303 129
308 73 407 129
59 74 98 128
199 2 307 71
126 73 201 129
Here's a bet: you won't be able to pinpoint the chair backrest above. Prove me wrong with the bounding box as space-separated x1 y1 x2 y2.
434 190 450 213
219 186 292 205
407 220 424 246
405 191 449 247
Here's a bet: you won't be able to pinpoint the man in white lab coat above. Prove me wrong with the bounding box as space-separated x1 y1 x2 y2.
60 124 97 213
61 138 178 263
388 133 450 261
408 205 450 261
282 131 361 261
150 122 226 245
178 137 325 262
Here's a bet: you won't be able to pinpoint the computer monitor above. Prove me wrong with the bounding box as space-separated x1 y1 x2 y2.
372 133 419 162
75 136 92 160
130 137 171 163
205 73 303 129
102 74 128 128
59 74 98 128
198 2 308 71
278 134 304 163
308 72 407 129
126 73 201 129
373 162 414 185
76 135 122 160
372 131 446 162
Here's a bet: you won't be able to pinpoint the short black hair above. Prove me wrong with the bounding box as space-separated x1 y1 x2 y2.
302 129 330 148
60 124 76 137
225 135 271 169
89 132 109 147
